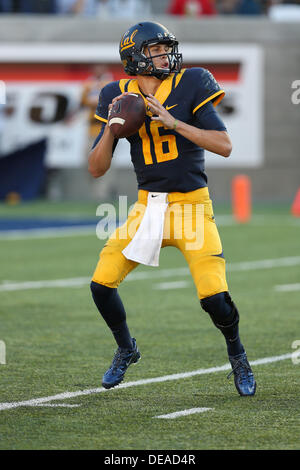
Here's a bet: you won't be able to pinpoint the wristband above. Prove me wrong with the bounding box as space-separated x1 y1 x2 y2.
173 119 178 130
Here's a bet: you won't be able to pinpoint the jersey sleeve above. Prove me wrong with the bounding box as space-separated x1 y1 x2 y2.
93 81 121 153
94 81 121 124
194 101 227 131
189 68 225 115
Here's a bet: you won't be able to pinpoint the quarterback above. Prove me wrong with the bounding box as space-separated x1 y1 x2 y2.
88 21 256 396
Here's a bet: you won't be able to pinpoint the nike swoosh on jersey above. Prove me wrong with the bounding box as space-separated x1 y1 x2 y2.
165 104 178 111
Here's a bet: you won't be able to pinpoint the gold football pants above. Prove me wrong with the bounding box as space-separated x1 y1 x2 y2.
92 187 228 299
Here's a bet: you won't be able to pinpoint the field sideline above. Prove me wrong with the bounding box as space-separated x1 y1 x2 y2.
0 202 299 450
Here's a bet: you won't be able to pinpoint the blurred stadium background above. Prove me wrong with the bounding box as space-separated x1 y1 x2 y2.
0 0 299 206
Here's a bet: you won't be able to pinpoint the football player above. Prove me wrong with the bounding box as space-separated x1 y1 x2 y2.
88 21 256 396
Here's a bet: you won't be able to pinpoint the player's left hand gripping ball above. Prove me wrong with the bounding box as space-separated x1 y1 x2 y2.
108 93 146 138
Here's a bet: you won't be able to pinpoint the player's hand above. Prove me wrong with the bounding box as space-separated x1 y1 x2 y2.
146 94 176 129
108 92 131 117
107 93 132 136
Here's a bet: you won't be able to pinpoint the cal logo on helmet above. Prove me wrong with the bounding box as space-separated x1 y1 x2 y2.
120 29 138 52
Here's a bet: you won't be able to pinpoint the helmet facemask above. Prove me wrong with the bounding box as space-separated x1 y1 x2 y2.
140 41 182 80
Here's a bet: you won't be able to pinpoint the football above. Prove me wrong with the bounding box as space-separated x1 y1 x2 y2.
108 93 146 138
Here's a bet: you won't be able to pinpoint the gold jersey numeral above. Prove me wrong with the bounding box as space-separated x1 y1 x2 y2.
139 121 178 165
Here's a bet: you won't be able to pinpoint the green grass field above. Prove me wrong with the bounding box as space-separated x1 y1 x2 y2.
0 201 300 450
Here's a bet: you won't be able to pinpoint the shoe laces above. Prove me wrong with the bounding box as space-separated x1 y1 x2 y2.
110 347 133 371
227 357 253 383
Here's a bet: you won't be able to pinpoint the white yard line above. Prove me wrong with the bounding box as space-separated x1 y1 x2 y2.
1 256 300 292
0 277 90 291
0 352 293 412
153 281 191 290
154 408 214 419
228 257 300 271
274 283 300 292
33 404 81 408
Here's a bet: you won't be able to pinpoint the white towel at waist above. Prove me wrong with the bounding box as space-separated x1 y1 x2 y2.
122 192 168 267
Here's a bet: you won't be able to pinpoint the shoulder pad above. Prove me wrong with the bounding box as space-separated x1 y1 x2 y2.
187 67 221 95
187 67 225 114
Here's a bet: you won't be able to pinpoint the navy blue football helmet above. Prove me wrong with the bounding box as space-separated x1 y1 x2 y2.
119 21 182 80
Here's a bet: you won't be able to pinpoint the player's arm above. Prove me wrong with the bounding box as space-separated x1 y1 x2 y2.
147 94 232 158
88 87 122 178
88 121 116 178
175 124 231 158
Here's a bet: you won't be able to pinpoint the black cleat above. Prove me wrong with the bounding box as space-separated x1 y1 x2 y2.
228 352 256 396
102 338 141 389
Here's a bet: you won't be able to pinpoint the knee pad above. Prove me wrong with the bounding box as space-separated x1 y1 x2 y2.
90 281 126 327
200 291 239 329
90 281 117 316
90 281 114 304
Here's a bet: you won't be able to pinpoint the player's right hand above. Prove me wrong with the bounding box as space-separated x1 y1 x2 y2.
108 92 131 116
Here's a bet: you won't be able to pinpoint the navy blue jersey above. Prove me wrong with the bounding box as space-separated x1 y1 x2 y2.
94 67 226 193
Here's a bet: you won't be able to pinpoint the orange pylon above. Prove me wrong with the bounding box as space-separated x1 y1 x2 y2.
232 175 252 223
291 188 300 217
